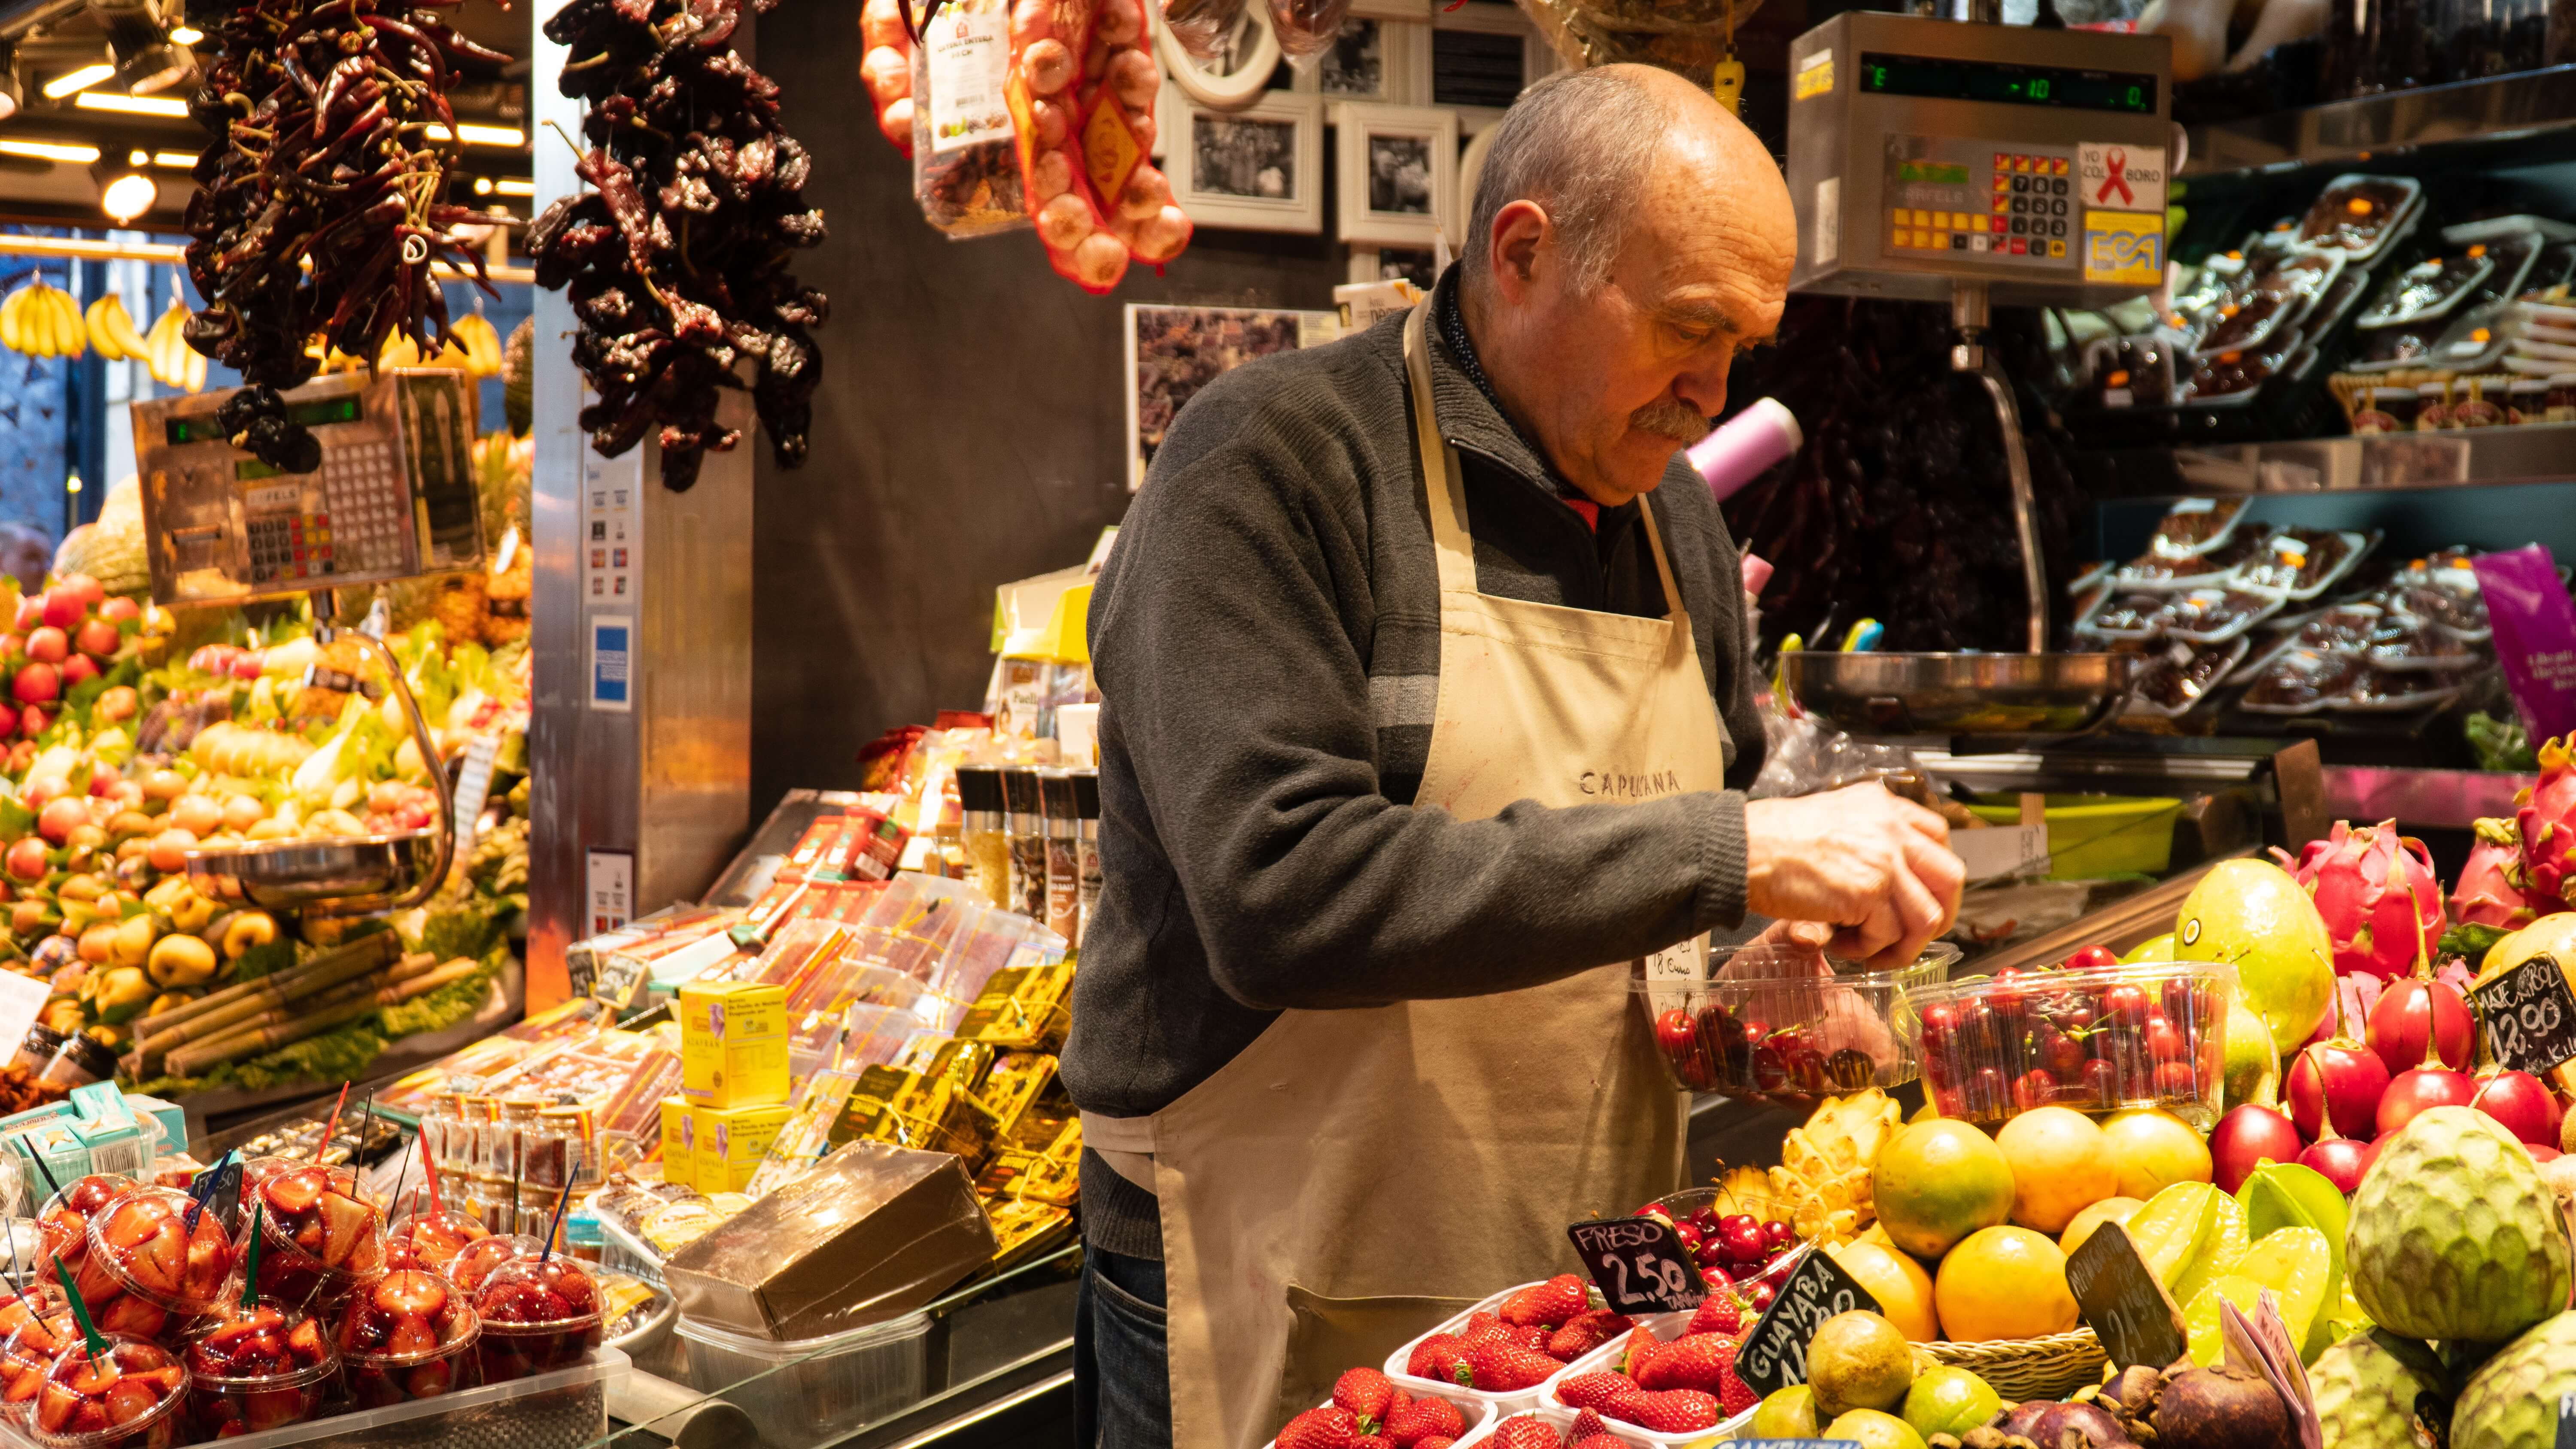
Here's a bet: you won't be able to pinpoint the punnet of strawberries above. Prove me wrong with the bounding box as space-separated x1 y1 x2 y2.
1549 1290 1759 1434
1271 1366 1471 1449
1487 1408 1649 1449
1399 1275 1633 1395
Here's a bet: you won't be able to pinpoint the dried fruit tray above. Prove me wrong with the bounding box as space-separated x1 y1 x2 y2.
0 1349 627 1449
1382 1281 1612 1415
1261 1392 1493 1449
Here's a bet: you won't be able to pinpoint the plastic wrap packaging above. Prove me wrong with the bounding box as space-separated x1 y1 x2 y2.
2472 543 2576 743
1515 0 1758 73
914 0 1032 237
1009 0 1193 291
861 0 917 154
1747 693 1937 802
1267 0 1349 65
1160 0 1246 60
663 1140 997 1340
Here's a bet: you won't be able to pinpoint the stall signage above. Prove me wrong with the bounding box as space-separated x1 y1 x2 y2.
2066 1222 2187 1369
2473 953 2576 1077
1566 1216 1707 1315
1735 1247 1883 1396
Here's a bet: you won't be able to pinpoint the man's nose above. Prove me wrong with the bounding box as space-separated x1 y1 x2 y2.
1672 363 1730 422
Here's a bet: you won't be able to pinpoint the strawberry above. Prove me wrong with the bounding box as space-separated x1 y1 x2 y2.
1334 1368 1396 1429
1544 1308 1632 1361
1277 1406 1360 1449
1415 1441 1457 1449
1642 1333 1735 1394
1569 1408 1611 1439
1489 1416 1566 1449
1553 1371 1633 1411
1406 1334 1469 1384
1616 1327 1664 1380
1498 1274 1589 1330
1352 1438 1392 1449
1571 1437 1629 1449
1459 1312 1506 1342
1716 1359 1759 1417
1504 1324 1551 1352
1468 1340 1563 1393
1606 1388 1721 1433
1684 1292 1744 1337
1382 1396 1465 1446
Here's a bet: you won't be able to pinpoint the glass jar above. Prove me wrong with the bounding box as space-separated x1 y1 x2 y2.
34 1036 115 1092
8 1028 59 1079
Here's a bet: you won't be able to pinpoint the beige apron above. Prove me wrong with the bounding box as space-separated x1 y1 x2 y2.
1083 302 1732 1449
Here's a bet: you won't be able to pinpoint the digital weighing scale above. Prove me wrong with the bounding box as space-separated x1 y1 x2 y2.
1778 12 2172 731
128 370 486 914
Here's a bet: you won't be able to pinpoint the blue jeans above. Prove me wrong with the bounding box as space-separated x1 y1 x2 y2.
1075 1248 1171 1449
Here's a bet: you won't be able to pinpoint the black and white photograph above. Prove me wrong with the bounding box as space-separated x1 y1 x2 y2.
1377 248 1438 288
1318 19 1383 97
1126 305 1342 488
1194 114 1298 199
1335 103 1457 246
1164 85 1326 233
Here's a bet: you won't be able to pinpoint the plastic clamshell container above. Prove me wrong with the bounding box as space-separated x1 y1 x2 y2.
1962 794 2183 881
1523 1310 1749 1448
1474 1403 1756 1449
671 1309 931 1449
1632 943 1960 1103
1262 1391 1493 1449
1906 960 2236 1130
1382 1282 1606 1416
0 1349 626 1449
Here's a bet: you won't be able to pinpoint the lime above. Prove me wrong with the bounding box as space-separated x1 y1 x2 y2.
1750 1385 1820 1439
1902 1365 2002 1440
1826 1408 1929 1449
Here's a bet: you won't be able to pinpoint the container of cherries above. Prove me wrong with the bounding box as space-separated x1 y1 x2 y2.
1635 1189 1806 1310
332 1269 481 1409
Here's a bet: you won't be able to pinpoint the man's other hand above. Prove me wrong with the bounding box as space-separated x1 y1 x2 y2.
1742 783 1965 968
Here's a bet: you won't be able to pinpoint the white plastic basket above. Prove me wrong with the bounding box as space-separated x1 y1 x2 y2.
1382 1281 1614 1416
1525 1310 1758 1449
1260 1390 1493 1449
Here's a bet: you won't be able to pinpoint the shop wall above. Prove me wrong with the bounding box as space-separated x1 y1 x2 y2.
745 2 1348 814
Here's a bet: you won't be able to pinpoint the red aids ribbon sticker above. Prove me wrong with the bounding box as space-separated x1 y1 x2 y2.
2099 146 2135 205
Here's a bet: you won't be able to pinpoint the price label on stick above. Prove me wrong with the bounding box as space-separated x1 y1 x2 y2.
2066 1222 2187 1370
1566 1216 1707 1315
1735 1246 1882 1397
2472 952 2576 1077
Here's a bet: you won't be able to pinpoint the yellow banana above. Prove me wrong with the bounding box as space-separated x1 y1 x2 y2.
145 302 193 388
84 297 125 360
34 284 82 359
93 294 149 361
452 312 503 378
0 287 26 354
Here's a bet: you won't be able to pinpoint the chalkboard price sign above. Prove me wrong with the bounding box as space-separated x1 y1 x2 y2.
1566 1216 1708 1315
1735 1247 1883 1397
2065 1222 2187 1370
2473 953 2576 1078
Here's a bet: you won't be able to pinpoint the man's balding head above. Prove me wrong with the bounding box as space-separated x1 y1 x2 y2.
1459 64 1796 506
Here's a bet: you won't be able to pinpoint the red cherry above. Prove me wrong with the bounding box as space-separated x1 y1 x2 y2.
1747 1283 1776 1311
2099 984 2153 1028
2081 1057 2120 1104
2144 1016 2188 1064
1762 1220 1795 1249
2011 1068 2057 1112
2063 945 2120 970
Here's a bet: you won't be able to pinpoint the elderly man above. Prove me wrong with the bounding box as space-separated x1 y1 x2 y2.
1066 63 1965 1449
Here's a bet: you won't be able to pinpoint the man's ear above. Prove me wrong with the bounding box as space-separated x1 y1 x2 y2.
1486 199 1550 304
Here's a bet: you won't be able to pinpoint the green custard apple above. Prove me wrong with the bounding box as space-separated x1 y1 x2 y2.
2455 1310 2576 1449
2311 1329 2449 1449
2348 1107 2572 1346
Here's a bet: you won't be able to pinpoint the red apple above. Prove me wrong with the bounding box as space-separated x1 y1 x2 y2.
5 838 47 883
2209 1104 2304 1195
36 797 86 846
72 620 117 659
2298 1135 2369 1194
96 597 136 625
54 575 100 612
40 591 84 631
2470 1067 2561 1146
2366 978 2475 1076
13 597 41 633
58 655 95 689
2287 1040 2390 1143
22 629 64 666
2377 1065 2476 1137
12 664 57 706
18 707 49 740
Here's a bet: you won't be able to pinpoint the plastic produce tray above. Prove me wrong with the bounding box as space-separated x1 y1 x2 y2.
673 1310 932 1448
1262 1394 1492 1449
1382 1282 1614 1417
0 1349 629 1449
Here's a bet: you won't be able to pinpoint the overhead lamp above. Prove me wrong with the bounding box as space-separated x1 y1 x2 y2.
0 43 22 122
425 123 526 147
0 139 100 164
495 179 534 197
166 24 200 42
76 90 189 116
150 150 195 167
40 62 115 99
93 161 158 222
91 0 193 95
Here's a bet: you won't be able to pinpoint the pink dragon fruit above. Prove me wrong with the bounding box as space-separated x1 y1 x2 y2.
2518 734 2576 909
2278 819 2445 980
2453 816 2549 929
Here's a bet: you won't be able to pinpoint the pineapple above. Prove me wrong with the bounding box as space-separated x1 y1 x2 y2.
1767 1089 1902 1245
433 574 487 646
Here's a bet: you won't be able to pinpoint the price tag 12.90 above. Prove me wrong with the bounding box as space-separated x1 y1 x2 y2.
1735 1247 1882 1397
2472 952 2576 1078
1566 1216 1707 1316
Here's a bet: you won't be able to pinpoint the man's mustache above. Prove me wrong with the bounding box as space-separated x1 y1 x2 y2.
1631 397 1710 446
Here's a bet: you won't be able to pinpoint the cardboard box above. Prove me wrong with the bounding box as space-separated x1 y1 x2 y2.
680 980 789 1108
664 1140 998 1340
692 1102 792 1193
659 1096 697 1193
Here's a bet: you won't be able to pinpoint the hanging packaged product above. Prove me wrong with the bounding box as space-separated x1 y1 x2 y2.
1005 0 1191 291
914 0 1030 237
860 0 916 152
1073 769 1101 947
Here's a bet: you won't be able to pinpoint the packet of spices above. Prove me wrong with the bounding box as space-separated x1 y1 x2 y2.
957 965 1075 1051
926 1039 999 1097
974 1150 1036 1200
987 1199 1073 1269
829 1065 918 1146
973 1051 1059 1136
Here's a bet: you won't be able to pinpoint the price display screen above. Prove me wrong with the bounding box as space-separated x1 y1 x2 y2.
164 394 363 446
1859 52 2156 114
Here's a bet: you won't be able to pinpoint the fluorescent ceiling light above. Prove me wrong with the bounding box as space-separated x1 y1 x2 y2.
495 179 535 196
0 139 102 164
76 89 188 116
425 123 526 147
151 150 195 167
40 62 115 99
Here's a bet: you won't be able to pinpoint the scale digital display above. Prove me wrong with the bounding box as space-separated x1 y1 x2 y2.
1859 52 2156 113
163 394 363 447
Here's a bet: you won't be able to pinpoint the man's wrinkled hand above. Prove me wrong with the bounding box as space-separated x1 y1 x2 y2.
1742 782 1965 969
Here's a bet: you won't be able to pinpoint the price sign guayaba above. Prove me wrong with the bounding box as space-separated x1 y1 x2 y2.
1735 1247 1883 1397
2473 952 2576 1077
1567 1216 1707 1315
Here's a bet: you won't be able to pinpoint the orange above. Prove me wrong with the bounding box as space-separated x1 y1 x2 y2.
1995 1106 2118 1234
1871 1120 2015 1259
2100 1108 2214 1200
1934 1226 2080 1341
1827 1240 1940 1341
2058 1196 2144 1258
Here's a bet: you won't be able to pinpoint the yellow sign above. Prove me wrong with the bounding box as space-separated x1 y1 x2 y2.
2083 209 2166 286
1794 51 1834 100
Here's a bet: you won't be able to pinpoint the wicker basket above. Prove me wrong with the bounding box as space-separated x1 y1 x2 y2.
1914 1328 2108 1403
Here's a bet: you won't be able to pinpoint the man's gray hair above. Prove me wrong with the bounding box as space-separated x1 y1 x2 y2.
1461 67 1676 291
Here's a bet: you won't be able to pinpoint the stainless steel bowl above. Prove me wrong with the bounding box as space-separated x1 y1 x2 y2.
1779 650 2143 737
185 827 446 915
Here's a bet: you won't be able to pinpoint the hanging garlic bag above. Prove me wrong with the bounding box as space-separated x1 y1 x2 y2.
914 0 1031 236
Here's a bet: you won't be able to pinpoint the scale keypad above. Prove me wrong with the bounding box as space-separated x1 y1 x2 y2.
321 440 413 575
244 512 331 584
1883 142 2077 266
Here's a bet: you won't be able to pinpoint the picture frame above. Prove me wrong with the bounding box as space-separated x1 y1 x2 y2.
1154 0 1282 112
1334 102 1457 248
1429 1 1558 134
1347 245 1441 289
1165 84 1327 234
1453 121 1501 249
1127 304 1344 489
1294 15 1430 105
